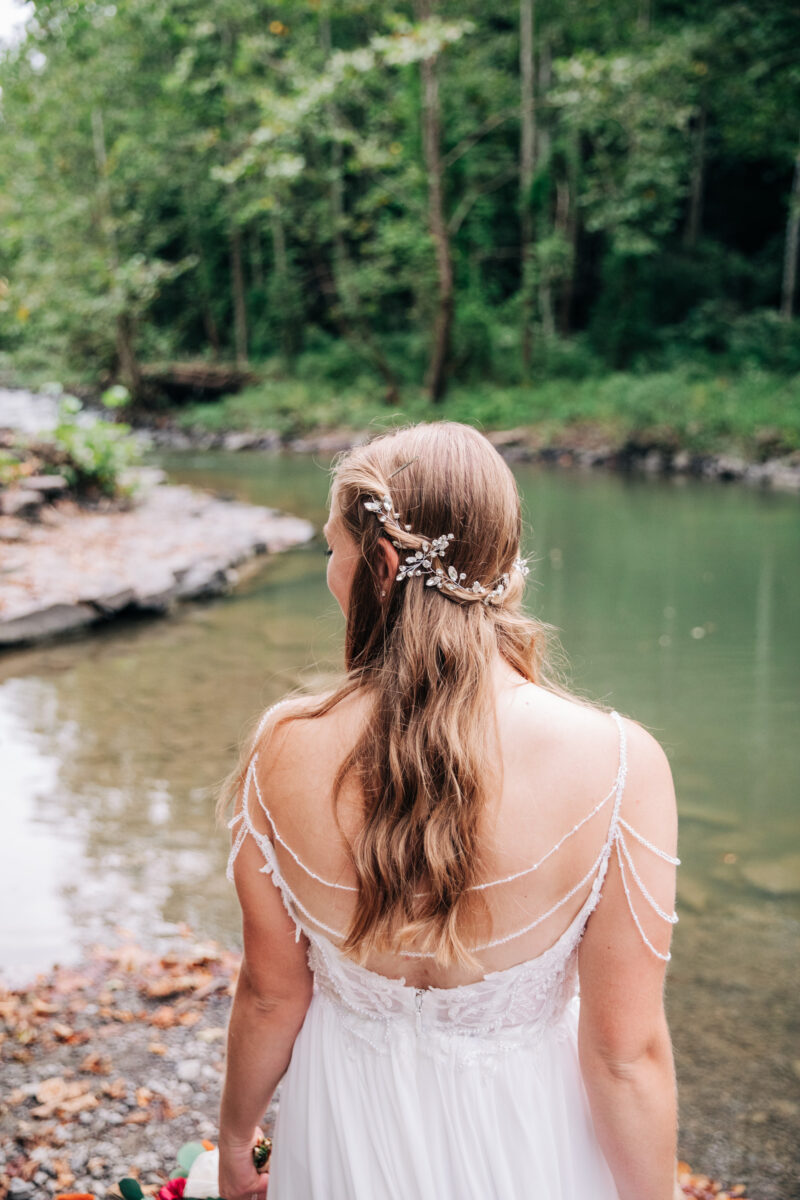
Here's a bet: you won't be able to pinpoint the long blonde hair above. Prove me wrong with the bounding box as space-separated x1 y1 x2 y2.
219 421 603 966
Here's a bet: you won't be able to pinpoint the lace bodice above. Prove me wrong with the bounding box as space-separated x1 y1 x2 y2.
226 704 679 1053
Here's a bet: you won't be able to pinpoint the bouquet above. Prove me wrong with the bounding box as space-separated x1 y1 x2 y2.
115 1137 272 1200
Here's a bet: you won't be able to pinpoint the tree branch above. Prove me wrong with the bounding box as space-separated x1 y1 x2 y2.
447 167 518 236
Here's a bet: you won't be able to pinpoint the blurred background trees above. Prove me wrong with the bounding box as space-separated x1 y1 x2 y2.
0 0 798 403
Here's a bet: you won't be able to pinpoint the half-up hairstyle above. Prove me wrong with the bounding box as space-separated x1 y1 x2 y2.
219 421 592 968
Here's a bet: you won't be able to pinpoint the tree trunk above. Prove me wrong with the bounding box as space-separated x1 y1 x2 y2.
558 131 580 335
684 104 706 249
250 224 265 289
182 186 221 357
537 38 555 339
519 0 536 374
416 0 454 404
270 205 298 360
91 107 142 396
229 221 249 366
637 0 652 33
319 15 400 403
780 134 800 321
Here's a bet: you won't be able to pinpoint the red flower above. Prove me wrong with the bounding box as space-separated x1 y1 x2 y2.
157 1180 186 1200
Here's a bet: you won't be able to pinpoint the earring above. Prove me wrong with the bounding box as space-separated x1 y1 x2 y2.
381 588 386 597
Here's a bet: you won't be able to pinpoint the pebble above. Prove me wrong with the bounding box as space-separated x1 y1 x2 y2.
70 1146 89 1172
741 854 800 897
177 1058 201 1082
8 1180 34 1197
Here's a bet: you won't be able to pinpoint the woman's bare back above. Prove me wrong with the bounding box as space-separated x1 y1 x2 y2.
245 667 663 989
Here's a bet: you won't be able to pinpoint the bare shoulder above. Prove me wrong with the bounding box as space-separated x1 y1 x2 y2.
616 712 678 855
251 688 372 790
502 684 676 826
501 683 622 772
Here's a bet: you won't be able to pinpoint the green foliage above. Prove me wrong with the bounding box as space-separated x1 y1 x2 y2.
51 390 140 496
177 367 800 457
0 0 798 401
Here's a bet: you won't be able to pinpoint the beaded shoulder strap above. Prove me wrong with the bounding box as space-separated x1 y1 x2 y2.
226 704 680 961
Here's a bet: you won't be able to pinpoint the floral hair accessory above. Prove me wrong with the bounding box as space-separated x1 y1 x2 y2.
363 494 528 606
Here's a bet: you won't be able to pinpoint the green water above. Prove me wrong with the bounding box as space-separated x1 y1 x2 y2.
1 451 798 1196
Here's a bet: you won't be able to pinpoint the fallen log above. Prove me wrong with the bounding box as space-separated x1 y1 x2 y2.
137 361 257 404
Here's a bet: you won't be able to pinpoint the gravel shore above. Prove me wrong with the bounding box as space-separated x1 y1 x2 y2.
0 937 276 1199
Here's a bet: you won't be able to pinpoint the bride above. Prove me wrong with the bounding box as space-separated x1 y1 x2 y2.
217 421 680 1200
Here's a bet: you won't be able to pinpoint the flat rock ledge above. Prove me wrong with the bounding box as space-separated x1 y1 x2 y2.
0 479 314 649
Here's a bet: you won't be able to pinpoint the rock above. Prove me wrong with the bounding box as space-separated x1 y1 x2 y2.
672 449 691 472
766 464 800 492
173 560 233 600
90 588 138 614
486 428 530 449
0 602 97 646
119 465 168 490
0 516 31 541
23 474 68 494
70 1146 90 1172
642 449 664 473
288 429 369 454
177 1058 202 1082
222 431 259 451
8 1179 34 1196
741 854 800 897
0 487 42 518
715 455 747 481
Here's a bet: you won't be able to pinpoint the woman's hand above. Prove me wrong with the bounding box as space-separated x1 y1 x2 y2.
218 1126 269 1200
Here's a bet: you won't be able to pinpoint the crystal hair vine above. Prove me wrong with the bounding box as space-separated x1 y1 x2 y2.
363 494 529 605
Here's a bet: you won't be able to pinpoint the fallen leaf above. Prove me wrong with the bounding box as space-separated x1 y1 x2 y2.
80 1051 111 1075
149 1005 177 1029
102 1078 127 1099
123 1109 151 1125
33 999 59 1016
144 972 210 1000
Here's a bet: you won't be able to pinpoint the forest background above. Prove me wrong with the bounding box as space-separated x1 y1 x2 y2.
1 0 799 455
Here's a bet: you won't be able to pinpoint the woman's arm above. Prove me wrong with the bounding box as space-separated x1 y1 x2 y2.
578 718 680 1200
219 788 313 1200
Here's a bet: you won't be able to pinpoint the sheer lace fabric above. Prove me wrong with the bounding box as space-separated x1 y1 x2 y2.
226 704 679 1200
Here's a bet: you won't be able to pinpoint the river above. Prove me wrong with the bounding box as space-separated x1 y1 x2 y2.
1 448 798 1197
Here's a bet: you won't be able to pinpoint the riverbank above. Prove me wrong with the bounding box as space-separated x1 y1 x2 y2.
0 471 314 649
137 366 800 494
142 418 800 493
0 936 751 1200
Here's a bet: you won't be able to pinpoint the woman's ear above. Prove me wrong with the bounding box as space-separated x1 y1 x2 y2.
375 537 399 594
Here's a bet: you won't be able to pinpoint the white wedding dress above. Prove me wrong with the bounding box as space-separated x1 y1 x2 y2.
227 708 679 1200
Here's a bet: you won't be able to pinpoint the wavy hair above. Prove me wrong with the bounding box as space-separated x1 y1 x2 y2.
219 421 600 967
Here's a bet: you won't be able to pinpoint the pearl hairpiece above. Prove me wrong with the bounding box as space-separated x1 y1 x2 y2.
363 493 529 605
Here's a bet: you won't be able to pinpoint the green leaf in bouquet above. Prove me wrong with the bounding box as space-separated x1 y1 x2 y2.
169 1166 188 1178
177 1141 207 1172
118 1179 145 1200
